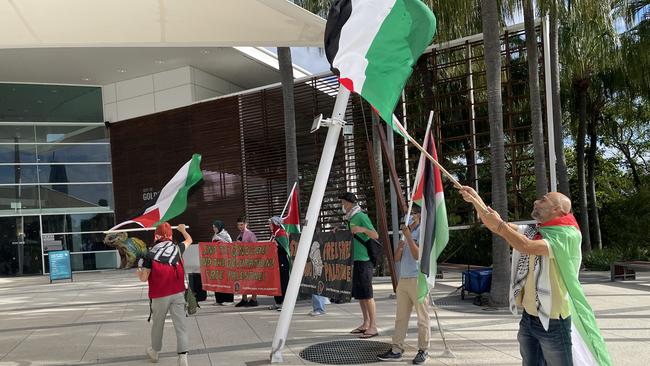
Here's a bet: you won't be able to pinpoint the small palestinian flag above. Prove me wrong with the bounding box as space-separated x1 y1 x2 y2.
282 183 301 234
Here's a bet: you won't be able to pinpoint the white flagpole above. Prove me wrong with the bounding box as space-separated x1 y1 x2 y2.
270 85 350 363
280 181 297 218
103 225 189 234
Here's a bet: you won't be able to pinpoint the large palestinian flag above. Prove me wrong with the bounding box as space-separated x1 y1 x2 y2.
324 0 436 125
109 154 203 230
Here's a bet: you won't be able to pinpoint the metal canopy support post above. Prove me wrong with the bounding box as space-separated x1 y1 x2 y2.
270 85 351 363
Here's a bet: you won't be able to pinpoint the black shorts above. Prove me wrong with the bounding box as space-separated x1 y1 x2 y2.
352 260 374 300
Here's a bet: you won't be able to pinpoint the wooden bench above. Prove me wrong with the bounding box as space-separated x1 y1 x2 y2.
610 261 650 281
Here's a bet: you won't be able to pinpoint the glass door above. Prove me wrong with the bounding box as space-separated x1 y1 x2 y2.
0 215 42 275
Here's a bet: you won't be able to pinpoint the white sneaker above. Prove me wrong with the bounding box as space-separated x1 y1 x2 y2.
146 347 159 363
309 310 325 316
178 353 188 366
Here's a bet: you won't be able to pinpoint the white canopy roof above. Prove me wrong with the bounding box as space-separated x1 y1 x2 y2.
0 0 326 48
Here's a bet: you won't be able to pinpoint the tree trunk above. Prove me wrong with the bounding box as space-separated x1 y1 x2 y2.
575 81 591 253
621 146 642 191
481 0 510 307
587 115 602 250
550 7 571 197
523 0 548 197
278 47 299 194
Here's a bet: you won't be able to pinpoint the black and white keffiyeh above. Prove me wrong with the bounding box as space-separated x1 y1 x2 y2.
150 240 181 265
509 224 552 330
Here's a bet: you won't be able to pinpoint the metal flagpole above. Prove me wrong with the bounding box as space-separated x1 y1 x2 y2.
429 293 455 358
270 85 351 363
103 225 190 234
280 181 298 218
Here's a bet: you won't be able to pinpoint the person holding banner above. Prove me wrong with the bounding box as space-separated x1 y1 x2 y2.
136 223 192 366
211 219 234 305
340 192 380 338
377 206 430 364
235 216 259 307
268 216 291 311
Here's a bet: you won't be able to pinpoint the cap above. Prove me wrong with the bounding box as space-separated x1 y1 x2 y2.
338 192 357 203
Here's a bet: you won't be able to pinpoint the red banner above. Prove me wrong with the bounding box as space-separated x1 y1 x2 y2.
199 241 281 296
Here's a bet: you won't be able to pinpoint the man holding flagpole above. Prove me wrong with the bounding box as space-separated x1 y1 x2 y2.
459 186 612 366
377 205 430 364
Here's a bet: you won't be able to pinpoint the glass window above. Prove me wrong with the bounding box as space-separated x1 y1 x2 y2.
0 185 39 212
0 144 37 163
0 84 102 122
0 165 38 184
0 125 35 143
39 184 113 209
0 215 42 275
45 251 117 272
42 212 115 233
47 232 113 252
37 144 111 163
35 125 107 143
38 164 112 183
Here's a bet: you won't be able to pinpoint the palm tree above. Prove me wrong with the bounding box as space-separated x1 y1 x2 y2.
481 0 510 307
503 0 548 198
278 47 299 195
561 0 618 253
288 0 333 195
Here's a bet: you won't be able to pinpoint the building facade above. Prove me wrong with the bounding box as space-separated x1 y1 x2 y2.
0 83 115 275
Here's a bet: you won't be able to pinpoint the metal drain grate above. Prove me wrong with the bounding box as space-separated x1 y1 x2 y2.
299 340 392 365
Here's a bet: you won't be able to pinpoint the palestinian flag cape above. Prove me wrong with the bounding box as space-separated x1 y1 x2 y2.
324 0 436 125
109 154 203 230
539 214 612 366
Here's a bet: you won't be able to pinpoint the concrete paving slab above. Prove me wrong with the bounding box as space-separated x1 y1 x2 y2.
0 270 648 365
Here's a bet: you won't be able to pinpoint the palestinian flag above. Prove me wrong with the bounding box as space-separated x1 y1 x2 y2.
282 183 301 234
324 0 436 126
411 129 448 303
109 154 203 230
538 215 612 366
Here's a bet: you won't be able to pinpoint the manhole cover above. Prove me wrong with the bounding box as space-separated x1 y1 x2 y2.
299 339 392 364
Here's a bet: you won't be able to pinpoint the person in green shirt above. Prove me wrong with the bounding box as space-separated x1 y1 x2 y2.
339 192 379 338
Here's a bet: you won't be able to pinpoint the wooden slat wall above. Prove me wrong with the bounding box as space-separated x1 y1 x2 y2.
109 97 244 243
109 75 373 242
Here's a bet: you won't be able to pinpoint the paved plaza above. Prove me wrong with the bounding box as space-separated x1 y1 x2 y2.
0 269 648 365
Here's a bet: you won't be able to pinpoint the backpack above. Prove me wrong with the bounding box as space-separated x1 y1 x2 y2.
354 234 383 266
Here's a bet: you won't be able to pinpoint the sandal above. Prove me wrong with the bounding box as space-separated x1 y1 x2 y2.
359 331 379 339
350 327 367 334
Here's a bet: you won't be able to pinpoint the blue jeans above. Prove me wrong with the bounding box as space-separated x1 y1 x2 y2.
518 311 573 366
312 295 328 312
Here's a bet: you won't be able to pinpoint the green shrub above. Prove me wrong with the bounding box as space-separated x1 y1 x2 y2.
583 248 623 271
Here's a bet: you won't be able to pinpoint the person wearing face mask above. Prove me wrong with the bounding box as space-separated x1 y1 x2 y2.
339 192 380 338
377 205 430 364
211 219 234 305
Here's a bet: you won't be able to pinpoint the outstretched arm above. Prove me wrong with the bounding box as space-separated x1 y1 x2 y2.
458 186 548 256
